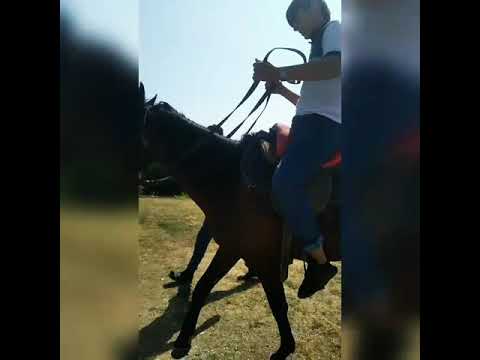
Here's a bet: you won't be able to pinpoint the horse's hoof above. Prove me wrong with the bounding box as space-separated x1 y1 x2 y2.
171 345 191 359
270 343 295 360
270 353 294 360
171 338 192 359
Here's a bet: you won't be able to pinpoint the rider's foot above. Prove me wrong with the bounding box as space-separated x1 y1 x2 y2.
169 270 193 284
298 262 337 299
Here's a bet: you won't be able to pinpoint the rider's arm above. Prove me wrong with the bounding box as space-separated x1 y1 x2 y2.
277 84 300 106
253 54 341 83
254 21 341 82
279 55 341 81
280 21 342 81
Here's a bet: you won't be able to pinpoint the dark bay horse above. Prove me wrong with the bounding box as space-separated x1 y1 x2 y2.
141 87 341 359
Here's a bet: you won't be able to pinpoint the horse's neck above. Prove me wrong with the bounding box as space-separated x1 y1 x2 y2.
170 135 241 217
174 172 232 218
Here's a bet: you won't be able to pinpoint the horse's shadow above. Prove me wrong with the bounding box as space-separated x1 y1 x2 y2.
138 279 259 359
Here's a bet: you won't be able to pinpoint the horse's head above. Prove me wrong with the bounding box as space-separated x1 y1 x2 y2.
139 82 235 183
140 83 202 173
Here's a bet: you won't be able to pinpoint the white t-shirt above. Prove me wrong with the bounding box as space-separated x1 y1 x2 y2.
295 20 341 124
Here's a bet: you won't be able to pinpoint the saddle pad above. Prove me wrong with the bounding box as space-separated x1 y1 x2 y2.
274 123 341 169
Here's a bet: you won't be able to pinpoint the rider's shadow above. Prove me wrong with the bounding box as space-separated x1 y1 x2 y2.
138 280 258 359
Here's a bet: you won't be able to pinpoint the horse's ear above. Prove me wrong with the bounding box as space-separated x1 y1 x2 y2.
139 82 145 101
146 95 157 107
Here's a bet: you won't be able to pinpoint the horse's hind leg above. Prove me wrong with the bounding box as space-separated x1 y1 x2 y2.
260 273 296 360
172 247 239 357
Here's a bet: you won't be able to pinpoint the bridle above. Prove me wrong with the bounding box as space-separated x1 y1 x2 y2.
143 47 307 172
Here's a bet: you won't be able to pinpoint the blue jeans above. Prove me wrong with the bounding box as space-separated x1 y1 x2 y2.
272 114 341 253
184 221 212 275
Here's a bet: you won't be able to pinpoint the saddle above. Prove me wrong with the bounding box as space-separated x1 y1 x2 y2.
240 123 341 282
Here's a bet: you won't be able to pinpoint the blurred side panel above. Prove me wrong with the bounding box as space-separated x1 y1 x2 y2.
60 1 140 359
342 0 420 359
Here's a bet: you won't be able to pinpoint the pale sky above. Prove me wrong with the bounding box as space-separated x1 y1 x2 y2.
140 0 341 138
60 0 341 138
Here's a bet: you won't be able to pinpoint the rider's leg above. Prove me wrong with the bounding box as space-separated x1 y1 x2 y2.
272 114 340 298
272 114 340 255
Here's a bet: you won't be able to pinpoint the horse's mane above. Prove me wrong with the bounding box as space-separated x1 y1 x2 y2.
145 98 246 190
146 99 240 148
144 95 266 148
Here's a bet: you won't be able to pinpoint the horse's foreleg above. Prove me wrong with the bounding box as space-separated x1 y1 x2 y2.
260 273 296 360
172 247 239 357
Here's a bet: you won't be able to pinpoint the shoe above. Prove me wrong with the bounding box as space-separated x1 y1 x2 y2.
298 262 337 299
169 270 193 284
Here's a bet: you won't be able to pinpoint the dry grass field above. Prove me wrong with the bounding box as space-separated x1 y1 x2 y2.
139 196 341 360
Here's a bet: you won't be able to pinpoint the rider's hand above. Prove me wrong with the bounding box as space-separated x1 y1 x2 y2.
253 59 281 82
265 80 284 94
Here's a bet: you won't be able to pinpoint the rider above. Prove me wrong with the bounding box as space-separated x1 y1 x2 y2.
169 125 258 284
253 0 341 298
